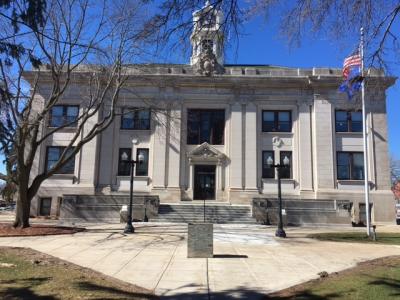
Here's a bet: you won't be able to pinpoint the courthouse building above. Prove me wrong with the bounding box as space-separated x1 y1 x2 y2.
28 3 396 223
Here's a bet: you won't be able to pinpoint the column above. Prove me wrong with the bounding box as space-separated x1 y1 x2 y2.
370 102 391 190
298 102 314 191
188 163 194 190
152 106 167 189
215 161 225 200
79 109 100 185
229 102 243 189
244 102 258 190
167 103 181 188
313 98 335 189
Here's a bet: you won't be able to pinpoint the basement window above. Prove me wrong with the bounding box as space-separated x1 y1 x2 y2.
39 198 52 216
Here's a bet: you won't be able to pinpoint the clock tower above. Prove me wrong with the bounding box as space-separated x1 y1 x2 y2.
190 1 224 67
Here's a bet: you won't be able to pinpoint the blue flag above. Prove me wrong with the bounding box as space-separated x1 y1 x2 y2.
339 66 363 100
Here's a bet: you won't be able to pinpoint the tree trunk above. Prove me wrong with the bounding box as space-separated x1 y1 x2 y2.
13 184 31 228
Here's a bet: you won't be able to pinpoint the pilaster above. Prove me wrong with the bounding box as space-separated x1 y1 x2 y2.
167 102 182 189
152 102 168 189
313 97 335 189
298 101 314 191
229 101 243 189
370 99 391 190
79 110 100 185
244 101 258 190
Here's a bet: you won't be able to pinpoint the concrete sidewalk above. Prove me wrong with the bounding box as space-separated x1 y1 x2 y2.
0 222 399 299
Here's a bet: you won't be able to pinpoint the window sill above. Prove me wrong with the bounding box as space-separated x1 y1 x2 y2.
261 131 293 134
48 174 75 179
120 128 151 131
261 178 296 190
262 178 294 182
117 176 149 180
337 180 364 185
335 132 363 135
47 126 77 130
187 143 225 146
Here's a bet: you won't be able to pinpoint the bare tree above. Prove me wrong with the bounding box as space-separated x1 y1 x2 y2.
390 157 400 200
0 0 150 228
147 0 400 70
393 181 400 200
391 156 400 179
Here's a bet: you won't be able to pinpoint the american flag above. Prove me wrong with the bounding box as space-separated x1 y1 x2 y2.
343 53 361 79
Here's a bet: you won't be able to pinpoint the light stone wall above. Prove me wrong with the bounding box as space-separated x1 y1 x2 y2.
313 97 335 190
28 68 396 222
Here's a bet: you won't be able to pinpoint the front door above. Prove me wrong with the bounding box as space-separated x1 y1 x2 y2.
194 165 216 200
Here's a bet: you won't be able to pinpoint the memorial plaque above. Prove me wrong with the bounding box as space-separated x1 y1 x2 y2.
187 223 213 258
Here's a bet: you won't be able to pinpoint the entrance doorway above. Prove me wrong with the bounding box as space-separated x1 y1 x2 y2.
194 165 216 200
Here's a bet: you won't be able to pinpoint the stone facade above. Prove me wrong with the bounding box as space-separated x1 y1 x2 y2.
26 3 397 223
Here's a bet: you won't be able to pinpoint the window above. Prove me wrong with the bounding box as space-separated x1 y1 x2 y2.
45 146 75 174
262 151 292 179
118 148 131 176
337 152 364 180
187 109 225 145
136 149 149 176
201 39 213 53
262 151 275 178
200 14 216 28
121 108 150 130
49 105 79 127
280 151 292 179
39 198 52 216
262 111 292 132
335 110 362 132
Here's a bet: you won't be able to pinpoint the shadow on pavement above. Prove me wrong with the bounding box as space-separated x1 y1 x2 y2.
76 281 157 299
158 285 343 299
213 254 248 258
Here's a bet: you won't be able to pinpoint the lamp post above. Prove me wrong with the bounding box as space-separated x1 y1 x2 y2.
267 155 290 238
121 144 145 234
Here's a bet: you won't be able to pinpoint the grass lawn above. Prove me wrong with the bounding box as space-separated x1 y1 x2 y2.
307 232 400 245
0 247 156 300
268 256 400 299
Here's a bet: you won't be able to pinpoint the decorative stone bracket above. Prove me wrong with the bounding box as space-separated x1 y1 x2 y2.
194 49 224 76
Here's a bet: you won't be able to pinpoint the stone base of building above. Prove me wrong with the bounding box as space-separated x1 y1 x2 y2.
151 187 182 203
315 190 396 224
252 198 352 225
59 194 160 222
229 188 260 205
31 186 96 217
31 184 397 224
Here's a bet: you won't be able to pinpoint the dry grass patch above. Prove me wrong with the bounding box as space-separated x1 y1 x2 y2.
267 256 400 299
0 223 85 237
0 247 156 300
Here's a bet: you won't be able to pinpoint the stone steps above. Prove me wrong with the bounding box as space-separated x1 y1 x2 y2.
150 204 257 224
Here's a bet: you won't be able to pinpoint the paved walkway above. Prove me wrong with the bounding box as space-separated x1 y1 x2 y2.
0 222 399 299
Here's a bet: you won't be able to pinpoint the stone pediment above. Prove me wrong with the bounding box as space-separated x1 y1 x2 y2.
188 142 226 163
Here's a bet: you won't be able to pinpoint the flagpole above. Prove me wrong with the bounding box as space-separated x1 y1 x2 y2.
360 27 371 236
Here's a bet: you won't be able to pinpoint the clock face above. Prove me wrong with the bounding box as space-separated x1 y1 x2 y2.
202 39 213 53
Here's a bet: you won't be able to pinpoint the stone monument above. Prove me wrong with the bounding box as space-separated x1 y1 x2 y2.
187 223 213 258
